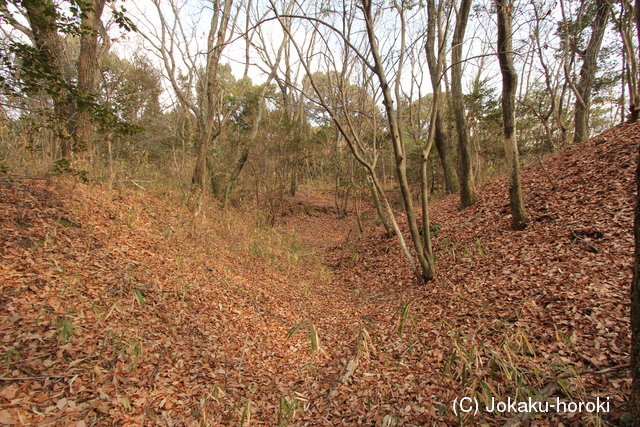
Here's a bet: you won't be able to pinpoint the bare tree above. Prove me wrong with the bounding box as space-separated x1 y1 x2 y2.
425 0 459 194
272 0 437 283
451 0 480 209
610 0 640 122
571 0 611 142
139 0 247 207
518 0 567 150
496 0 528 230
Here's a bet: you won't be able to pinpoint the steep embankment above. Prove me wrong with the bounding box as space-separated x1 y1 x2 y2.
0 121 638 426
317 122 638 425
0 180 339 425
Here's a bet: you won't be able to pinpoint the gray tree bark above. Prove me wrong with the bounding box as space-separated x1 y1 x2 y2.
451 0 479 209
573 0 610 142
425 0 459 195
76 0 107 163
496 0 528 230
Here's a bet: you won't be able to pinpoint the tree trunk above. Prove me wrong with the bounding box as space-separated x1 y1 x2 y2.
425 0 459 195
223 146 250 203
621 0 640 123
496 0 528 230
189 0 233 202
22 0 73 160
451 0 479 209
573 0 611 143
75 0 107 163
434 111 459 194
631 144 640 422
367 177 392 236
633 0 640 123
362 0 434 283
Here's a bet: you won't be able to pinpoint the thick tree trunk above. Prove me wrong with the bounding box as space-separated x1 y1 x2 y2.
22 0 73 160
631 144 640 422
451 0 479 209
75 0 107 162
496 0 528 230
573 0 610 143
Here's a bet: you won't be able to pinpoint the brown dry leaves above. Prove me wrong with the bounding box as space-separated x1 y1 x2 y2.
0 122 638 426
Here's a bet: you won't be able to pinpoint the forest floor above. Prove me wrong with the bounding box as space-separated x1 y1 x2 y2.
0 122 639 426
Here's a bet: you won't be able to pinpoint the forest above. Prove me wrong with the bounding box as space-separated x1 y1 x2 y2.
1 0 640 425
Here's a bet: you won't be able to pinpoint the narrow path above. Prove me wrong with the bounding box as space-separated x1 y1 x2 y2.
276 191 418 411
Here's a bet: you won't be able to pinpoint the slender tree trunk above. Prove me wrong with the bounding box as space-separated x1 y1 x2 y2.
367 176 392 236
223 146 249 203
496 0 528 230
573 0 610 142
362 0 434 282
620 0 640 123
451 0 479 209
633 0 640 123
425 0 459 195
75 0 107 163
189 0 233 203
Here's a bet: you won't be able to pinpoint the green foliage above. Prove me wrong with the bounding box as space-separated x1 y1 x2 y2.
442 321 600 425
2 346 19 367
277 395 300 426
239 399 252 426
392 301 416 337
133 288 145 307
0 0 140 160
54 314 75 344
286 320 321 354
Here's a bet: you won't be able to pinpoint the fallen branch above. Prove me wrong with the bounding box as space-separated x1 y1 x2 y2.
0 374 77 381
0 176 51 181
149 361 161 383
328 359 358 400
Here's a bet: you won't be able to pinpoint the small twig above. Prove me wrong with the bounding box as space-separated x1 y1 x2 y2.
535 154 557 190
561 363 629 379
253 299 265 322
236 334 250 370
570 233 599 253
149 361 161 382
129 179 145 190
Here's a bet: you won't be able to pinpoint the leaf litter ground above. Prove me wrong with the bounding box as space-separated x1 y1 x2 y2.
0 122 638 426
